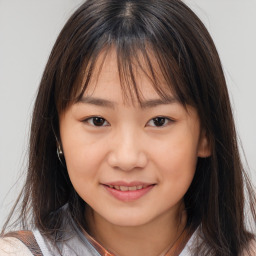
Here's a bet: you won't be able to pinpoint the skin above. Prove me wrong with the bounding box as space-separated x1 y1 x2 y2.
59 49 210 256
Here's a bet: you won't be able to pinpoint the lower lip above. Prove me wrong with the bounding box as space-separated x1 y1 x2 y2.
103 185 154 202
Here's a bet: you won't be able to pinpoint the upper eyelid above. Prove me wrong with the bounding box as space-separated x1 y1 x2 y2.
146 116 174 127
147 116 175 123
82 115 105 121
83 116 109 126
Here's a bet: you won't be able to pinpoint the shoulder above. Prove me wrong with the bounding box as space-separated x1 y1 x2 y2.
242 239 256 256
0 237 33 256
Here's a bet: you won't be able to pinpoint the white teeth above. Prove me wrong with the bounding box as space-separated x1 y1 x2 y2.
109 185 146 191
120 186 129 191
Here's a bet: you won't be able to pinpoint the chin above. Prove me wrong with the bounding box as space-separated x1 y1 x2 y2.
109 219 147 228
103 212 153 227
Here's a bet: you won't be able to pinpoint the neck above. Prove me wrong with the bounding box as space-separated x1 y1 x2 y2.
85 204 187 256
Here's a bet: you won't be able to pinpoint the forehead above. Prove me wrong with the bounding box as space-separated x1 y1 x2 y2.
81 47 176 105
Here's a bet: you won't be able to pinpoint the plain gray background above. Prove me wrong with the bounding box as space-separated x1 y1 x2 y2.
0 0 256 228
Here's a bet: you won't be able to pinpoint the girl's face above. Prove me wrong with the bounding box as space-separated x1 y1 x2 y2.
60 50 210 228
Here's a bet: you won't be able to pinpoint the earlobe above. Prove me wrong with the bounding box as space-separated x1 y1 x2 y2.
197 130 211 158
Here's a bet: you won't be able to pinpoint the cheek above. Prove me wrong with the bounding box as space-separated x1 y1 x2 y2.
62 136 113 201
152 131 199 193
153 133 199 170
64 140 104 179
158 151 197 207
63 142 102 201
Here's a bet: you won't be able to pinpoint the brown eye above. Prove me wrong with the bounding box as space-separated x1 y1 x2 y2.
153 117 166 127
85 117 108 127
92 117 106 126
147 116 173 127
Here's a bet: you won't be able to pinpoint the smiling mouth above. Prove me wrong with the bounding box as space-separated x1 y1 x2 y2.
106 185 148 191
103 183 155 201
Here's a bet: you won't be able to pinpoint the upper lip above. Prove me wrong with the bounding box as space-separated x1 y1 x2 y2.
102 181 155 187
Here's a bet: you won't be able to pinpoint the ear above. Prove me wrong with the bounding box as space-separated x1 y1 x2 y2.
197 130 211 158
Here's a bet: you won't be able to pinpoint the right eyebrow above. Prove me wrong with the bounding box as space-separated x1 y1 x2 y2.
78 96 116 109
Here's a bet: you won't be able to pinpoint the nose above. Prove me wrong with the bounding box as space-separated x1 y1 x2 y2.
107 128 148 171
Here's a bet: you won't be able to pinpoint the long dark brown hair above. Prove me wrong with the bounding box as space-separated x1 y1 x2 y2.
2 0 255 255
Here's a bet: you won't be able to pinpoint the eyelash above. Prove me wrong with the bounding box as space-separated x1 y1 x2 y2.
83 116 174 128
147 116 174 127
84 116 110 127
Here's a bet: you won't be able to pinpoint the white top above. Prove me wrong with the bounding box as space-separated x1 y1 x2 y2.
1 229 256 256
0 230 197 256
1 205 255 256
0 236 33 256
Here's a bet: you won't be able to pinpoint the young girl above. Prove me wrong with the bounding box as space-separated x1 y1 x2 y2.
1 0 255 255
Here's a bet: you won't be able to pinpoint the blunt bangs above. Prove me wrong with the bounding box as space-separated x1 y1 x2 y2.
54 0 207 115
74 42 189 108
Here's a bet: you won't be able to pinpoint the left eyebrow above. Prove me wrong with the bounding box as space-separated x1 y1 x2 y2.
140 98 179 109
